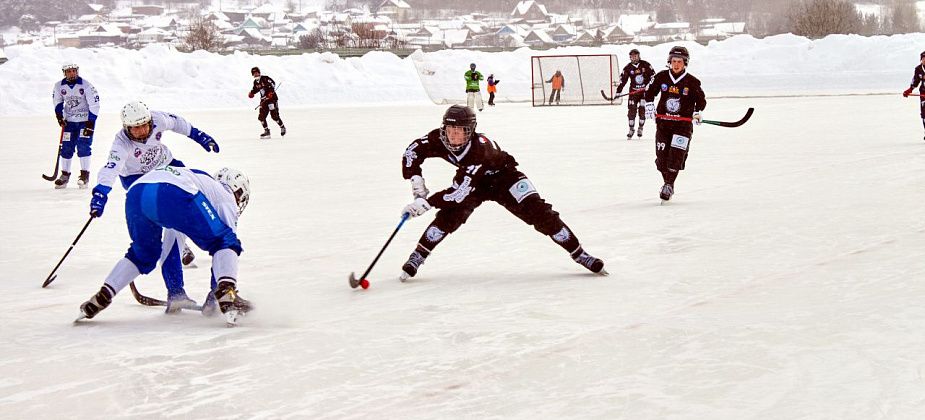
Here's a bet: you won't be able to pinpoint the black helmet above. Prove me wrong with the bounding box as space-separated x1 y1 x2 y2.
668 46 689 65
921 50 925 59
251 66 260 75
470 63 476 70
441 105 477 152
629 48 640 56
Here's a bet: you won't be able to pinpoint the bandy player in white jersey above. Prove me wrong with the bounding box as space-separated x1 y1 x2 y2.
88 101 221 312
52 63 101 189
79 166 253 325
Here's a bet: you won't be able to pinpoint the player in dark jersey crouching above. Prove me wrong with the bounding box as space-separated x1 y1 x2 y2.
398 105 607 280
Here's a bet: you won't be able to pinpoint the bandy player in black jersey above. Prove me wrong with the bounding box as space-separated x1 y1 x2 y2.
397 105 607 280
902 50 925 141
616 49 655 139
643 46 706 202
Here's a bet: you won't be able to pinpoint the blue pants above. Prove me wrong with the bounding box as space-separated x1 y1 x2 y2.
60 121 93 159
124 183 242 276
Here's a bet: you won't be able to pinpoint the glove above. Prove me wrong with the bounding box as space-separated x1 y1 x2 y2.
248 91 255 99
402 197 432 218
81 120 95 137
410 175 429 199
903 87 913 98
644 102 656 120
692 111 703 125
189 127 219 153
89 185 111 218
56 114 65 127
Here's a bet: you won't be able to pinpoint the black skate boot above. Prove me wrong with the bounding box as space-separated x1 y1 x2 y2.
214 280 252 325
659 183 674 202
399 247 430 282
637 126 644 138
76 170 90 189
181 245 196 267
165 291 199 314
54 171 71 189
571 247 607 275
259 128 271 140
280 125 286 136
77 285 115 321
626 127 635 139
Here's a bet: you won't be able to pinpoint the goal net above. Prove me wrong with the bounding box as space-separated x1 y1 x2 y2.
531 54 622 106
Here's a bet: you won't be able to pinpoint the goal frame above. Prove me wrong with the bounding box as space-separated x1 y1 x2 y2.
531 54 621 107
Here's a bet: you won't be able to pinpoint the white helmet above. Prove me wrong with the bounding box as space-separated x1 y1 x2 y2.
62 63 79 72
215 168 251 215
121 101 153 141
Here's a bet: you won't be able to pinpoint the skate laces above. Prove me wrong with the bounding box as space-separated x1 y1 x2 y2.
406 251 426 269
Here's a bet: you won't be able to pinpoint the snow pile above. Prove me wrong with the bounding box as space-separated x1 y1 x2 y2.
1 33 924 116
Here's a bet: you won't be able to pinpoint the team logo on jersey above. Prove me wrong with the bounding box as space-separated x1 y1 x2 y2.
634 75 645 85
60 89 67 96
666 97 681 113
670 134 690 150
660 84 668 91
443 176 473 203
79 88 84 95
682 87 689 95
66 97 80 109
425 226 445 243
668 86 680 94
404 143 419 168
134 148 142 158
155 132 162 141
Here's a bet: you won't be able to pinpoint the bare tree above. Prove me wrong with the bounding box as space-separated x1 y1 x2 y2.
299 29 326 49
890 0 920 33
790 0 861 38
184 17 223 52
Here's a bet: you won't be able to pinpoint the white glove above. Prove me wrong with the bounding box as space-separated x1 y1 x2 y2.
692 111 703 125
410 175 429 199
402 197 432 218
644 102 656 120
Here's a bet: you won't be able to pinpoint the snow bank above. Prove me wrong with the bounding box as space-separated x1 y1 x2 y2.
1 33 924 116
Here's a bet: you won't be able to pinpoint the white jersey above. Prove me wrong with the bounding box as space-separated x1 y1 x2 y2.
131 166 239 231
96 111 194 190
52 77 100 122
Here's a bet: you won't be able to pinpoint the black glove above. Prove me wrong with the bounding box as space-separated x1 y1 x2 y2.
56 114 65 127
81 120 95 137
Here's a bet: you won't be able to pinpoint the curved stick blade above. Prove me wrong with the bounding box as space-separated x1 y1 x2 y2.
42 274 57 288
348 272 360 289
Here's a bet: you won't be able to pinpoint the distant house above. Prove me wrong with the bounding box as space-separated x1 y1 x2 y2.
648 22 693 42
523 29 555 47
78 24 126 46
572 29 600 46
616 14 655 36
511 1 549 23
240 16 270 30
443 28 471 48
131 5 165 16
135 27 170 44
377 0 412 23
550 24 577 42
601 24 633 44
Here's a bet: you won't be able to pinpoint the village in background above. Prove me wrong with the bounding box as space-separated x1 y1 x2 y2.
0 0 922 60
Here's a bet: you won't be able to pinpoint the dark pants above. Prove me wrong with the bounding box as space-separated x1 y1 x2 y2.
488 92 496 105
626 95 646 123
258 100 284 129
549 89 561 104
655 121 693 180
414 170 580 255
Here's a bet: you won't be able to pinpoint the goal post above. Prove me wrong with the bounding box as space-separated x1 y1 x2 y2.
531 54 622 107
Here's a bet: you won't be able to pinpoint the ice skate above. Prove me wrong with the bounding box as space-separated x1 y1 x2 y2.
259 129 271 140
201 291 218 317
626 128 634 139
399 249 428 282
659 183 674 203
181 246 196 268
571 247 607 275
76 170 90 189
165 292 199 314
54 171 71 189
76 285 115 321
214 280 252 325
637 126 644 138
279 125 287 136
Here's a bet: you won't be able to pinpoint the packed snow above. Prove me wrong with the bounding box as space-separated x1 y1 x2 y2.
2 35 925 418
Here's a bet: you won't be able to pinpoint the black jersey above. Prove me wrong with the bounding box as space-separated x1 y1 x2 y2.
250 75 278 101
644 69 706 121
402 128 518 209
617 60 654 94
910 65 925 91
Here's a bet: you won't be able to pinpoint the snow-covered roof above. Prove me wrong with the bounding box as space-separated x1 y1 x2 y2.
524 29 554 43
552 24 577 36
443 29 470 46
653 22 690 30
713 22 746 33
378 0 411 9
616 14 654 35
87 4 105 12
512 1 548 17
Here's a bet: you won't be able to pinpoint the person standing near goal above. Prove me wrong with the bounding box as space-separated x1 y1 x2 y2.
546 70 565 105
902 50 925 141
643 46 706 202
464 63 484 111
617 49 654 139
397 105 607 280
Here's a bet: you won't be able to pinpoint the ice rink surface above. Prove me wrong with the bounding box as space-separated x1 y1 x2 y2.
2 95 925 418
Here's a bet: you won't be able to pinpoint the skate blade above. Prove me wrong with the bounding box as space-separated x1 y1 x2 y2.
74 313 88 323
223 309 243 326
399 272 411 283
597 269 610 276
